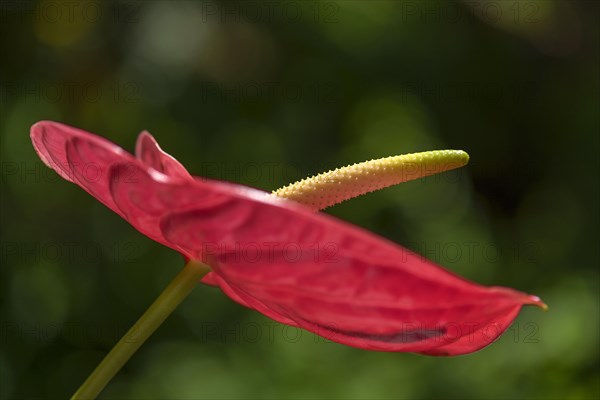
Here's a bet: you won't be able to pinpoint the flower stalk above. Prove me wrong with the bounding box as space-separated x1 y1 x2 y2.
71 260 211 400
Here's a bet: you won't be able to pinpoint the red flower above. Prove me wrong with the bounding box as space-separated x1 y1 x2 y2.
31 120 545 356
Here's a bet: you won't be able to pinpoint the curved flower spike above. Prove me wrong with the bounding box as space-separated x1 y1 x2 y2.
31 121 546 358
273 150 469 211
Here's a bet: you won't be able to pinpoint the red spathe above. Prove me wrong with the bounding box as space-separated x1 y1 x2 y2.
30 120 546 356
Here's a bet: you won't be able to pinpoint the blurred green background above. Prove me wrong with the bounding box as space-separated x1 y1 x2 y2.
1 0 598 399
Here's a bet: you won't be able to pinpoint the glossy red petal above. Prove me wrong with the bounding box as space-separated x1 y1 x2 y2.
135 131 192 180
30 121 130 182
110 163 544 355
31 121 137 217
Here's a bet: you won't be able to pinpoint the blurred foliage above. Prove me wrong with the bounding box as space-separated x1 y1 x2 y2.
0 0 598 399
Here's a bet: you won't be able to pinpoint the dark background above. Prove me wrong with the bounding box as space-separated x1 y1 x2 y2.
1 0 598 399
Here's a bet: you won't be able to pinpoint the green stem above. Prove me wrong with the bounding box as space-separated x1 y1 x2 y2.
71 260 211 400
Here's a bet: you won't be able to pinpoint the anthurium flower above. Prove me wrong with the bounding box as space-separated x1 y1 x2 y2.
31 121 545 398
